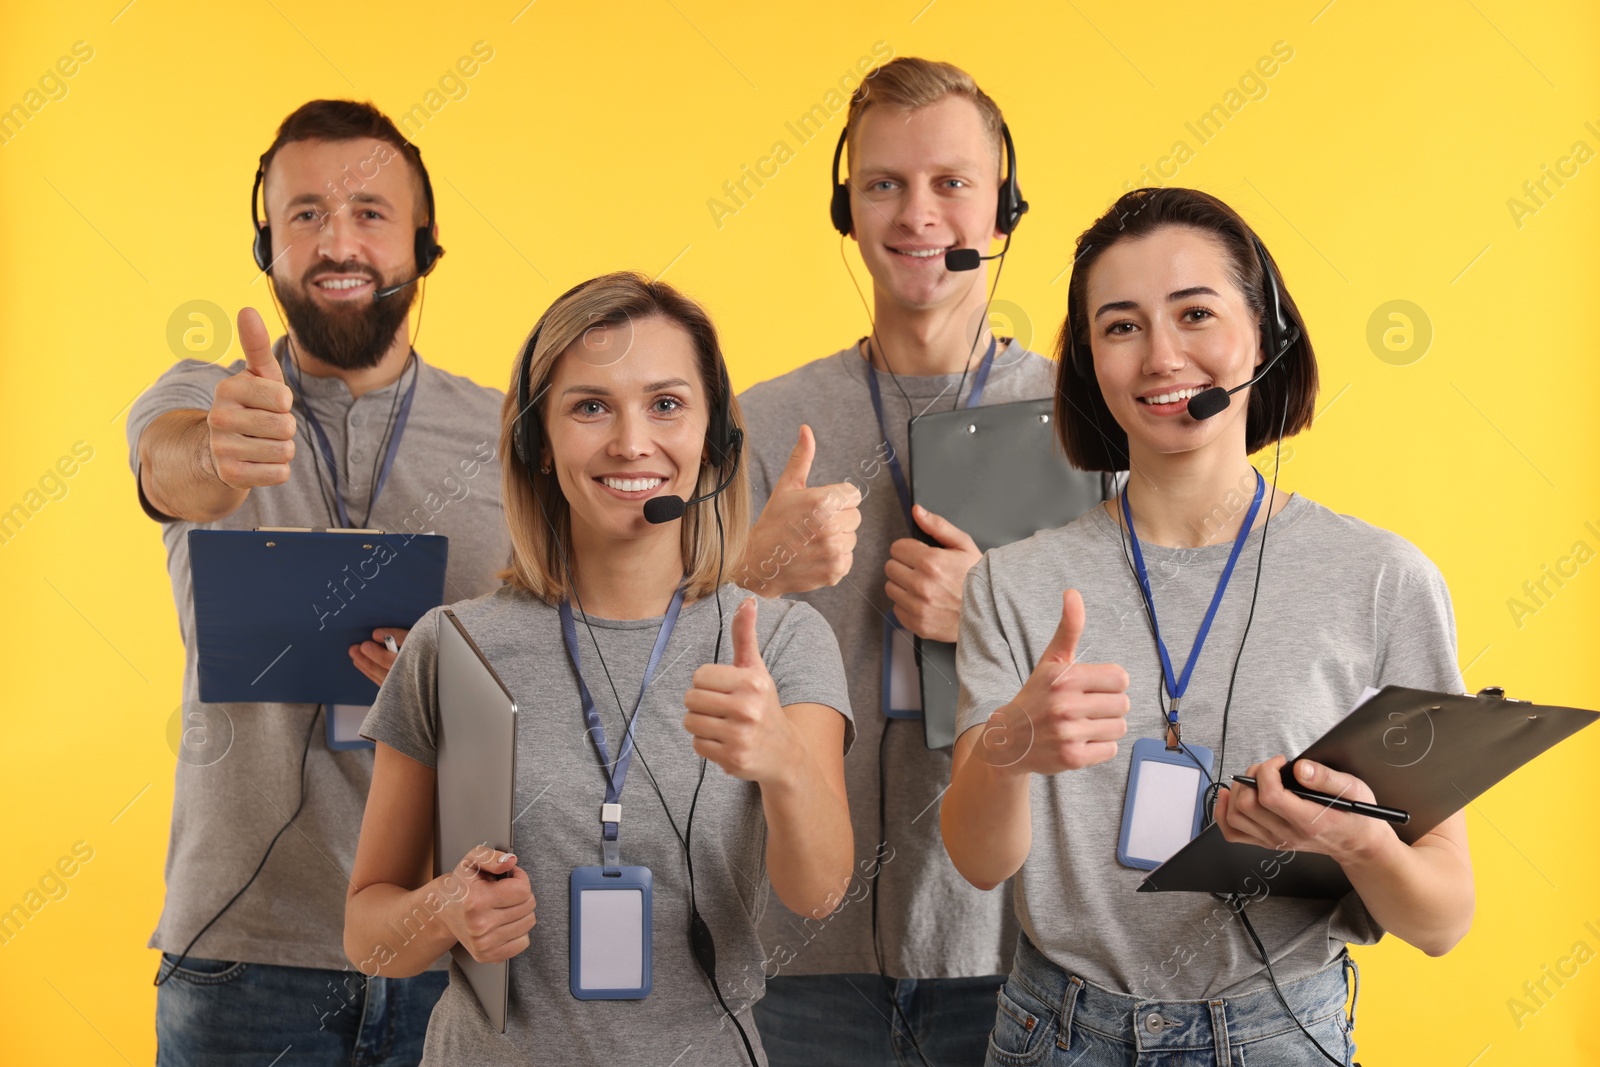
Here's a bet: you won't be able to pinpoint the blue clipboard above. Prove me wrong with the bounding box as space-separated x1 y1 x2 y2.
189 529 449 706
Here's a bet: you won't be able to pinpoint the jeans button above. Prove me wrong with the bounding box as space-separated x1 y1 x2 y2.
1144 1012 1165 1034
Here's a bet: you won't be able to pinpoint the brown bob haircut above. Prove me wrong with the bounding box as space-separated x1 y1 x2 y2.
1054 187 1319 472
258 99 429 226
497 272 750 603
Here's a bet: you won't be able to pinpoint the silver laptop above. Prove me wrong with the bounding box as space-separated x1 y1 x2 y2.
436 609 518 1032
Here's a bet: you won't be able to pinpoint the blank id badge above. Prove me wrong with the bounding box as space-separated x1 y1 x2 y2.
1116 738 1215 870
569 866 653 1000
882 612 923 719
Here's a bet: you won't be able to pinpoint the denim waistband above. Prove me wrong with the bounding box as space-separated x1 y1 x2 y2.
1008 932 1356 1058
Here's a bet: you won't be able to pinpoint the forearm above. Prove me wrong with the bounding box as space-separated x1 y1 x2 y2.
760 756 853 918
941 728 1034 891
344 876 460 977
139 409 246 522
1338 831 1474 956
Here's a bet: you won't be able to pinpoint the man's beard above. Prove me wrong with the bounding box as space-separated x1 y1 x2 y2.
276 262 416 370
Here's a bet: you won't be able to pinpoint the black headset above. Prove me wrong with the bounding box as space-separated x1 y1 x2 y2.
510 282 742 483
251 143 444 278
829 120 1028 238
1070 233 1298 380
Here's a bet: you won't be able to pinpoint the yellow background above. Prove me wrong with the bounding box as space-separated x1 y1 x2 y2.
3 1 1597 1063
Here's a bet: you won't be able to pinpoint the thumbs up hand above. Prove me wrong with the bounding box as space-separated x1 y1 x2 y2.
683 598 797 785
976 589 1131 775
742 426 862 596
206 307 297 490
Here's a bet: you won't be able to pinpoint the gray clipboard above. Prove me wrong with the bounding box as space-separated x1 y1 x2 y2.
436 610 518 1032
1138 685 1599 898
907 397 1104 748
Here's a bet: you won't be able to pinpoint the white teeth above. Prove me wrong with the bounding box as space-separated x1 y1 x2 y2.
602 477 663 493
316 278 368 290
893 247 947 258
1142 387 1205 405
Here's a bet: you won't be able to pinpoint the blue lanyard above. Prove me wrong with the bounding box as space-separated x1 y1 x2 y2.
282 352 420 529
865 336 998 530
1122 470 1265 745
558 584 686 846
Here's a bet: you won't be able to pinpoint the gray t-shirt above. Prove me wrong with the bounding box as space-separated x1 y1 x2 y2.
126 345 511 971
360 582 853 1066
956 493 1463 998
739 341 1098 979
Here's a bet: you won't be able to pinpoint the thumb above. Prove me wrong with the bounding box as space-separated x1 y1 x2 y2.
731 597 761 669
460 844 518 879
1043 589 1085 665
1291 759 1364 799
912 504 976 551
777 425 815 490
238 307 283 383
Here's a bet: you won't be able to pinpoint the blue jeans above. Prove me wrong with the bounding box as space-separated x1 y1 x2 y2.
983 934 1358 1066
155 953 448 1066
755 971 1006 1066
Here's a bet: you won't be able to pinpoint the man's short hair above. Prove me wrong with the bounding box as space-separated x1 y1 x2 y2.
844 57 1004 174
258 99 428 227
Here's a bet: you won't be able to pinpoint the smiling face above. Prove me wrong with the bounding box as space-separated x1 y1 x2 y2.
847 95 1002 312
541 314 711 544
1084 225 1264 461
262 137 426 367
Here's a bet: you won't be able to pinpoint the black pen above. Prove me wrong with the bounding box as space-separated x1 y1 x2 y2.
1229 774 1410 825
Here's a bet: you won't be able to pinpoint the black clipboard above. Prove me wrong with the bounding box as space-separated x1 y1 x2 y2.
190 528 449 705
907 397 1104 749
1138 685 1599 898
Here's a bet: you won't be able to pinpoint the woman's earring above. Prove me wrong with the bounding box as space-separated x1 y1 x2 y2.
539 463 552 474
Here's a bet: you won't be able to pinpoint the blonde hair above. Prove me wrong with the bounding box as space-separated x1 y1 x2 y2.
497 272 750 603
845 56 1005 172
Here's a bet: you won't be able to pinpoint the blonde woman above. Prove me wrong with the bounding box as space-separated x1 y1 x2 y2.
346 273 855 1065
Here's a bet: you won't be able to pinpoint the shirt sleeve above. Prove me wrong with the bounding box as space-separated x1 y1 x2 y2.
757 597 855 754
360 605 445 766
955 552 1028 740
1334 547 1462 948
735 389 775 521
1373 552 1463 695
125 359 238 523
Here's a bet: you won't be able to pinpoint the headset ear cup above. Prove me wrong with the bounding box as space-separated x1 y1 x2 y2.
710 361 738 465
513 331 539 468
996 123 1027 236
1250 235 1297 362
1072 333 1091 380
414 228 440 277
253 227 272 273
830 186 853 236
828 126 853 236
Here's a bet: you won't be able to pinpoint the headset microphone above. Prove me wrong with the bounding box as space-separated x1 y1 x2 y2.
642 432 744 524
945 235 1010 272
1185 234 1300 421
1185 339 1293 420
373 259 443 301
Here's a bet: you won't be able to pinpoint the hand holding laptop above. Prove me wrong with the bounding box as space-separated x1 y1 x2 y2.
440 845 537 965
